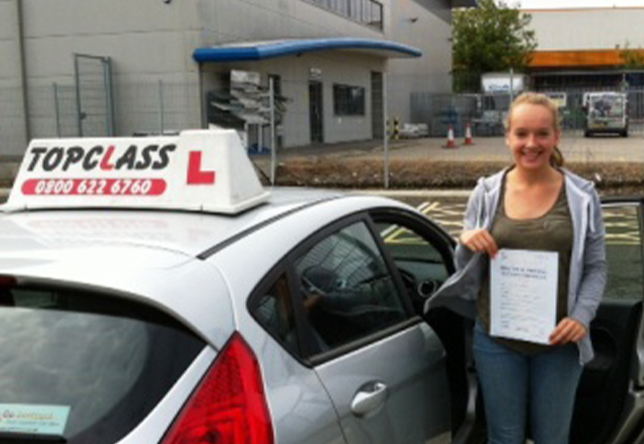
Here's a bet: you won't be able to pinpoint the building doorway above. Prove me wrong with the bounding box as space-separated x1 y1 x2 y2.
371 72 384 139
309 81 324 143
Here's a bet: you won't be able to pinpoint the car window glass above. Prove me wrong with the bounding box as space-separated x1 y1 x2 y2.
375 220 450 312
253 273 298 353
603 204 643 301
0 285 204 444
294 221 407 352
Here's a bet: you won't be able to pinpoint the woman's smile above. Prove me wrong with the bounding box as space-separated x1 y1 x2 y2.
521 147 544 161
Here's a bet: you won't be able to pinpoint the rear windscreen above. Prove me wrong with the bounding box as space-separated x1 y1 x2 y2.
0 285 206 443
589 95 625 118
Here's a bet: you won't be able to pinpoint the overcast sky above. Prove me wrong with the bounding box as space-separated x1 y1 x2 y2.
503 0 644 8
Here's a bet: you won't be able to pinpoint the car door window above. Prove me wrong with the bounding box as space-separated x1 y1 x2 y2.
294 221 408 353
602 204 643 300
253 273 299 354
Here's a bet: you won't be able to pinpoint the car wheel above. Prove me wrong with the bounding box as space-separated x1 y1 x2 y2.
584 130 591 138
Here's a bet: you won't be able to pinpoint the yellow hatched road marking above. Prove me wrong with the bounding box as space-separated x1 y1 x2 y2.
385 200 642 247
384 201 437 245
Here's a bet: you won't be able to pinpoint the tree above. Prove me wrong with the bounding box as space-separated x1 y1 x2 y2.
620 41 644 70
452 0 537 92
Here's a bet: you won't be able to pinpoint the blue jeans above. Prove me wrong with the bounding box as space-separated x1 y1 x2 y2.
473 322 583 444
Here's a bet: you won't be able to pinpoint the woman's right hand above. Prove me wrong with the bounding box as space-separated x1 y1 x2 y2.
460 229 499 258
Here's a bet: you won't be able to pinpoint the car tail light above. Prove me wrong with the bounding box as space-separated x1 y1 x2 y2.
0 276 16 287
161 332 274 444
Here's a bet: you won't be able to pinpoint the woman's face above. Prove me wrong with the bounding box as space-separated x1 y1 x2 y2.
505 103 560 172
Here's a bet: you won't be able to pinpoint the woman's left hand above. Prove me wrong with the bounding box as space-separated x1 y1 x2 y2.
550 317 588 345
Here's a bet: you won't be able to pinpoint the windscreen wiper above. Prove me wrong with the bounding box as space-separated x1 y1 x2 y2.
0 432 66 443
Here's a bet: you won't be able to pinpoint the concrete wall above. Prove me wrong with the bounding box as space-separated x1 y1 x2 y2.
1 0 203 153
198 0 453 124
197 0 386 45
0 0 28 157
0 1 22 87
527 8 644 51
203 52 384 148
1 0 453 154
388 0 452 122
196 0 390 147
20 0 201 85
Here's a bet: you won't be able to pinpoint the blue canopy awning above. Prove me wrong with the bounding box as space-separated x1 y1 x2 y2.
193 38 422 63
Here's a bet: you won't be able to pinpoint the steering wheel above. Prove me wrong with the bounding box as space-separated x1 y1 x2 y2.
397 268 442 314
301 273 326 296
356 272 391 287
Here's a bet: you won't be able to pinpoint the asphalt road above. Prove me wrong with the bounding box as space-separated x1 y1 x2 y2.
358 189 640 252
352 189 469 239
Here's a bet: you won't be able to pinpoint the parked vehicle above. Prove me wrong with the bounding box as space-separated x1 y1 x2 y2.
583 92 629 137
398 123 429 138
0 130 643 443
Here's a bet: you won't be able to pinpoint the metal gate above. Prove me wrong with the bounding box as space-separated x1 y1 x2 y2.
74 54 115 137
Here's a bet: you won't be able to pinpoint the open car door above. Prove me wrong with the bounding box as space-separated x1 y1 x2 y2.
369 209 476 443
571 198 644 444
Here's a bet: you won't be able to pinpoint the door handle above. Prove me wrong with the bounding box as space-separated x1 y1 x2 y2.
350 382 388 417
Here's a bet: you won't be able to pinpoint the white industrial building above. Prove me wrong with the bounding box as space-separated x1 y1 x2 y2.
525 7 644 90
0 0 473 157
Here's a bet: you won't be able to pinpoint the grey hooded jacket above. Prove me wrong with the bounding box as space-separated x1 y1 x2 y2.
425 168 607 365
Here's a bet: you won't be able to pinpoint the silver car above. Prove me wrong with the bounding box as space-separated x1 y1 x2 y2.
0 185 459 444
1 131 644 443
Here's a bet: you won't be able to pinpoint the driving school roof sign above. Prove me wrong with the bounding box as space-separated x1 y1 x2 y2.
4 129 270 214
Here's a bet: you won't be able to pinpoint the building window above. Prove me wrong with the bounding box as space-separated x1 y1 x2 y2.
305 0 383 31
334 84 366 116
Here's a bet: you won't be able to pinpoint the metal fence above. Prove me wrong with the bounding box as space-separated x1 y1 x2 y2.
0 80 200 159
2 76 644 189
115 81 201 137
411 87 644 138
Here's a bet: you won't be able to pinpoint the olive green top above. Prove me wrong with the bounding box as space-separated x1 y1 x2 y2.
477 177 573 354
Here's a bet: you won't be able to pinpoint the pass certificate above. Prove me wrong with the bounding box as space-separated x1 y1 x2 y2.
490 249 558 344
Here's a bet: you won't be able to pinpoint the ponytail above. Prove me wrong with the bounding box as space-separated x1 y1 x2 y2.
551 146 565 168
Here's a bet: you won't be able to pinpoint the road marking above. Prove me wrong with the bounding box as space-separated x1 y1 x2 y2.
383 202 440 244
418 200 641 247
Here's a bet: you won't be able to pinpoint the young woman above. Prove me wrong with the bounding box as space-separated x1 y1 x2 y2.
426 92 607 444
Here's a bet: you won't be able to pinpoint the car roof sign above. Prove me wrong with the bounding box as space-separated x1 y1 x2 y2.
3 129 270 214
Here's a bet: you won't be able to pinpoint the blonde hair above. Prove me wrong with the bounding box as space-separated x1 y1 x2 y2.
505 92 564 168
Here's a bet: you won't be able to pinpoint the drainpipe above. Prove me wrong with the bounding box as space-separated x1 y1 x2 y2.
16 0 31 143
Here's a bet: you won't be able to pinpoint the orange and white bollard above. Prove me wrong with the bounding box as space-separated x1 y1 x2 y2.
464 123 474 146
444 125 457 149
